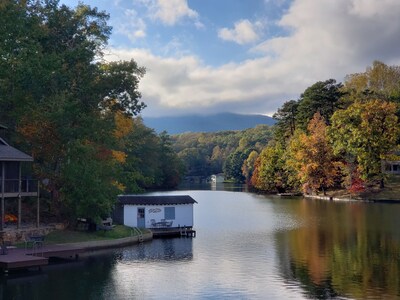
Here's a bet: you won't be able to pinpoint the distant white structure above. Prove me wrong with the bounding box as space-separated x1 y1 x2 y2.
211 174 224 183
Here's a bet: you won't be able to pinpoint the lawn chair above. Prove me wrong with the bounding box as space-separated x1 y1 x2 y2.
25 234 45 256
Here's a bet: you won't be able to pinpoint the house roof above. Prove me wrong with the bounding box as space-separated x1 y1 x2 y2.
118 195 197 205
0 138 33 162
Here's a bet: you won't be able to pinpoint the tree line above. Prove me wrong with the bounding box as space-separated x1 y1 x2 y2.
171 125 273 182
0 0 184 222
251 61 400 195
173 61 400 198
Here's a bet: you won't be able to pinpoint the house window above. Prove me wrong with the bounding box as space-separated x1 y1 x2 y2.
164 207 175 220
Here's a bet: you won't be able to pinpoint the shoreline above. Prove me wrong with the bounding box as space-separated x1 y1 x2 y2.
59 231 153 252
304 194 400 203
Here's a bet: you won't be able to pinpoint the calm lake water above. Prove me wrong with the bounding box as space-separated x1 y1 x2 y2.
2 184 400 299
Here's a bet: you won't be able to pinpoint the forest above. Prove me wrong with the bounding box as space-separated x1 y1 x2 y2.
2 1 400 223
0 1 184 222
173 61 400 197
171 125 274 182
242 62 400 195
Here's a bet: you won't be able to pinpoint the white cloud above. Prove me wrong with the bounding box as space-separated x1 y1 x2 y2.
114 9 147 41
218 19 260 45
106 47 291 116
253 0 400 73
150 0 200 26
107 0 400 117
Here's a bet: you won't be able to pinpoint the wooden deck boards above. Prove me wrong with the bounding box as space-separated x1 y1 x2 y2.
0 249 48 270
0 245 85 272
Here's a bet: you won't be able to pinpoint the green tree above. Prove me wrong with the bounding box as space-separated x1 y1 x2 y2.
121 117 162 192
61 140 121 220
273 100 298 141
171 125 273 179
158 131 185 188
330 100 399 187
251 141 294 192
343 61 400 104
224 150 246 183
242 150 258 183
1 1 146 221
296 79 344 129
119 119 184 192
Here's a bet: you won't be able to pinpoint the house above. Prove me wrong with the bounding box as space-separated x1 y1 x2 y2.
0 137 39 230
210 174 224 183
382 160 400 175
382 151 400 175
114 195 197 229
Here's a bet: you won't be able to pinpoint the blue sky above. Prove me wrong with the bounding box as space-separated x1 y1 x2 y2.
59 0 400 117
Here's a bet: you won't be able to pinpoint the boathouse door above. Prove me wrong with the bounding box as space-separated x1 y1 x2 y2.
137 208 145 228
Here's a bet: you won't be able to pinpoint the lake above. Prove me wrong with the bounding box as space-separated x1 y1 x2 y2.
2 185 400 299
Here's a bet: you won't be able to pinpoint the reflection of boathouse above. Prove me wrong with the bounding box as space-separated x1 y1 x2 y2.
114 195 197 232
122 238 193 261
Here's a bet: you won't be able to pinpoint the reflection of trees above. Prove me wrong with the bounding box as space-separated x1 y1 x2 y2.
275 200 400 299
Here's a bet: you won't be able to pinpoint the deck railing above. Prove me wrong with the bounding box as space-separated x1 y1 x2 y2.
0 179 38 194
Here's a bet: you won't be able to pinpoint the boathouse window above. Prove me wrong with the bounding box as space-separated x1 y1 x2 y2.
164 207 175 220
137 208 145 218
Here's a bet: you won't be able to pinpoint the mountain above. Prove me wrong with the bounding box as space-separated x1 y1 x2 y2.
143 112 276 134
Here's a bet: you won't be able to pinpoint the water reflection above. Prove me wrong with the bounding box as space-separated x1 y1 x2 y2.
1 253 116 300
274 199 400 299
1 189 400 299
119 238 193 262
179 181 249 192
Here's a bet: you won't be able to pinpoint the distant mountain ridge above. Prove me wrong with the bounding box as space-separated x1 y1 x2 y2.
143 112 276 134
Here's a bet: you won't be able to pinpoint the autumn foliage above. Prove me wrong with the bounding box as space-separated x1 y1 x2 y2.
287 113 341 195
251 61 400 196
0 1 183 222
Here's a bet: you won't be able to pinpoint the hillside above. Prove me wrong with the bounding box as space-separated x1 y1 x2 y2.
142 112 276 134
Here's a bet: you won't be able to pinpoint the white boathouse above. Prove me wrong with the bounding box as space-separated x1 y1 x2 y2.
114 195 197 229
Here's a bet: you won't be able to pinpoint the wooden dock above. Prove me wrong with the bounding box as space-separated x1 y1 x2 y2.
0 245 85 273
151 227 196 238
0 250 47 271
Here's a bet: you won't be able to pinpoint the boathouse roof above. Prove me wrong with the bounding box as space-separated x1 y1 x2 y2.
0 138 33 162
118 195 197 205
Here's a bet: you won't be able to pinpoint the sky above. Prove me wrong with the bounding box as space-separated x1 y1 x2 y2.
59 0 400 117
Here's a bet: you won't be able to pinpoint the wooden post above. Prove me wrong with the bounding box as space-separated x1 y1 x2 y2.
36 181 40 228
18 162 21 229
18 195 21 229
1 162 4 231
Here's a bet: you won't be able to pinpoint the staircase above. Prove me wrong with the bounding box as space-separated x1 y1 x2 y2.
132 227 144 243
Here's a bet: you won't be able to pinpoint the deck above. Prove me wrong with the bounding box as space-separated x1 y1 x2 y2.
150 227 196 238
0 245 85 272
0 250 47 271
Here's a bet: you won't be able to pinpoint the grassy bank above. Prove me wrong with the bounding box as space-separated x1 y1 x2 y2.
42 225 150 245
359 175 400 200
325 175 400 201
